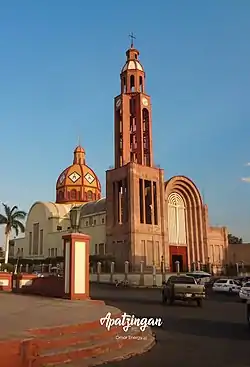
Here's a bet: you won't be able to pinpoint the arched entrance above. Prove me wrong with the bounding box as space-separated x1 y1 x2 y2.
165 175 205 271
168 192 188 272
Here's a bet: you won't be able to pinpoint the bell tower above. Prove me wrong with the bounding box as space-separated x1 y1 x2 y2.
114 42 153 169
106 39 166 270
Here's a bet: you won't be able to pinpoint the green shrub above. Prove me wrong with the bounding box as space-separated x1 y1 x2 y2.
1 263 14 273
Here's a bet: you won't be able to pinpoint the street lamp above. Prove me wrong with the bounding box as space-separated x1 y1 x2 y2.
69 206 82 233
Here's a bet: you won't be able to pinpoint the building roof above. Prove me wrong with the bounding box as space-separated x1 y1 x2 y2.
29 201 73 219
122 60 144 73
79 198 106 216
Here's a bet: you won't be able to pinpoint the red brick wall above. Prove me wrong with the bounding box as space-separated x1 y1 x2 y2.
16 276 65 298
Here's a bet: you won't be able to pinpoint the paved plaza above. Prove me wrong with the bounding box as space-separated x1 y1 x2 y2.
90 284 250 367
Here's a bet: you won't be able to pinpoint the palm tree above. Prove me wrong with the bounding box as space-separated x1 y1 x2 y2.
0 204 26 264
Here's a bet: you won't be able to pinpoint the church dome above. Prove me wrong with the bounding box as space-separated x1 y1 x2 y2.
56 145 101 204
121 47 144 73
121 59 144 73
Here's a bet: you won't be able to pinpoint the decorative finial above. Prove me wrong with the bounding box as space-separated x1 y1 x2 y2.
77 136 81 146
129 32 136 48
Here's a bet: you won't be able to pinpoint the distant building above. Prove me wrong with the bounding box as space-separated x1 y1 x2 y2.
15 43 228 271
228 243 250 265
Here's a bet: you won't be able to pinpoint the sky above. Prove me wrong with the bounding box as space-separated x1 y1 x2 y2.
0 0 250 242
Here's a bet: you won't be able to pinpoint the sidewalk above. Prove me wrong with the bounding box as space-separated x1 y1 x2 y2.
0 293 155 366
0 292 115 339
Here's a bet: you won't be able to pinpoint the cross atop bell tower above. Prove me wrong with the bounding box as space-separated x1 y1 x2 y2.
114 42 153 169
129 32 136 48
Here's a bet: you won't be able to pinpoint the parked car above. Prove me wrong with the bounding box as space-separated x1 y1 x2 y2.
239 282 250 302
236 276 250 286
186 271 211 285
32 271 44 277
162 275 206 307
212 279 241 294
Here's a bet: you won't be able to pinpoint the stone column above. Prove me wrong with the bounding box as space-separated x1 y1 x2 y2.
62 233 90 300
175 261 180 275
197 261 201 271
124 261 129 282
152 264 156 287
161 256 166 283
192 262 196 271
139 261 144 286
236 262 239 275
110 261 115 283
97 261 101 283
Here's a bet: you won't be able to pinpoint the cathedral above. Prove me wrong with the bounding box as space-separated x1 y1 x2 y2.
14 43 228 272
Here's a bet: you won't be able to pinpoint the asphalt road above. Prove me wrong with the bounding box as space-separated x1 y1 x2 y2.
90 284 250 367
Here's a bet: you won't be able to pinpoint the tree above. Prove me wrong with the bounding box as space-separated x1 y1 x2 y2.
228 233 243 244
0 204 26 264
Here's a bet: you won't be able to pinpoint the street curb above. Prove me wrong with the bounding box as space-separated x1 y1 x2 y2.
91 282 161 289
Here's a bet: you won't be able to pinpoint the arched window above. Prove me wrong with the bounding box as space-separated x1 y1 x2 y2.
130 75 135 92
123 77 126 93
87 190 93 201
168 192 187 244
71 189 76 200
139 76 143 92
142 108 150 166
142 108 149 131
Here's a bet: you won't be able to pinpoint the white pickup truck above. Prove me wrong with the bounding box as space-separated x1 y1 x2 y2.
162 275 206 307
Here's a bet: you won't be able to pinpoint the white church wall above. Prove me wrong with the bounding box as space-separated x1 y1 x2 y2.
13 202 107 260
49 217 71 232
13 237 27 258
79 212 106 255
46 231 67 257
13 201 73 260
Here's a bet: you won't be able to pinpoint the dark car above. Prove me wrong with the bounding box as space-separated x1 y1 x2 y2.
247 300 250 328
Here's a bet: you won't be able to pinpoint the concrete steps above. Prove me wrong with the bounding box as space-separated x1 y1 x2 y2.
0 315 155 367
28 325 122 366
43 327 155 367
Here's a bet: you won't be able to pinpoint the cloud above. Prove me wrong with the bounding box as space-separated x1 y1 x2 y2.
245 163 250 166
241 177 250 182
